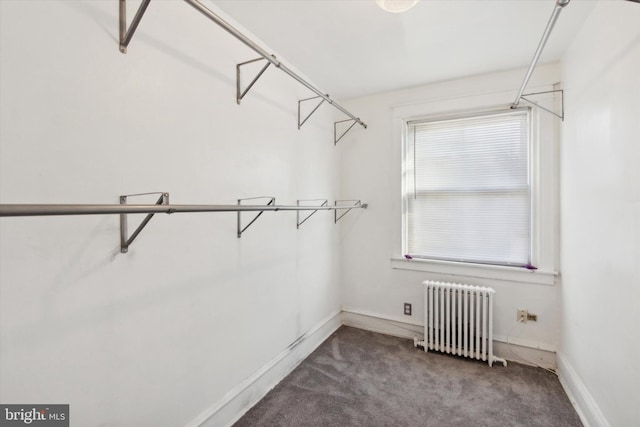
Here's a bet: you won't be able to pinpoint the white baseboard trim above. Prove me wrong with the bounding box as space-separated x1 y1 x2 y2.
341 307 556 369
187 310 342 427
341 306 423 339
557 352 610 427
493 333 556 353
492 341 556 370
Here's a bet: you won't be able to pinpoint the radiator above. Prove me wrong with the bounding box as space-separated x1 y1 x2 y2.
413 280 507 367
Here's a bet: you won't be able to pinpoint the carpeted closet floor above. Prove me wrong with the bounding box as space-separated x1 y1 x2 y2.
234 326 582 427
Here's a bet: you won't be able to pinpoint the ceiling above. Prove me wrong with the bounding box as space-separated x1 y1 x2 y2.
214 0 597 100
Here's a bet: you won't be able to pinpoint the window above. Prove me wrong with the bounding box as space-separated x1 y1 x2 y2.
404 109 531 267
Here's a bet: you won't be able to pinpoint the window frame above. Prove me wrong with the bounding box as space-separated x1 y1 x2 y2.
402 107 533 268
390 88 559 286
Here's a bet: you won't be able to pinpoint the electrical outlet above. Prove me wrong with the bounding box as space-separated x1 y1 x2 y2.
527 312 538 322
404 303 412 316
517 309 528 323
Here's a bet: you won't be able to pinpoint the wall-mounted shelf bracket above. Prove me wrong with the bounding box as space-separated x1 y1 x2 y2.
237 196 275 238
117 0 367 142
296 199 328 229
334 200 367 223
334 119 359 145
518 89 564 120
120 192 169 253
298 96 326 129
236 57 272 105
118 0 151 53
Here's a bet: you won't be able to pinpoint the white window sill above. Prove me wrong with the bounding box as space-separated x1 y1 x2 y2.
390 257 558 285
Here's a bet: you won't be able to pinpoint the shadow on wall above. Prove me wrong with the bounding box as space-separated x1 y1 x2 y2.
2 220 304 352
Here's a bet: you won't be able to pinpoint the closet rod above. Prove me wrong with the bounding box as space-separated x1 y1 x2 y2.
182 0 367 130
0 203 367 217
511 0 570 109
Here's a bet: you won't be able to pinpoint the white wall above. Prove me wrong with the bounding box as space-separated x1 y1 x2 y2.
338 64 563 366
0 1 343 426
559 1 640 426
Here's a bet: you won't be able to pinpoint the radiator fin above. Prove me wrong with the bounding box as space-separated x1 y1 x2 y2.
414 280 507 367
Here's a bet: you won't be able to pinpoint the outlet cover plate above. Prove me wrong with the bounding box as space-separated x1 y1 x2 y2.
404 303 412 316
517 309 528 322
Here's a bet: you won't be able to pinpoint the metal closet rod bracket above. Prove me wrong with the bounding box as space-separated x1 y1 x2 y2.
298 96 326 129
519 89 564 120
296 199 328 229
511 0 570 119
334 200 368 223
334 119 361 145
119 0 151 53
236 57 273 105
120 191 169 253
237 196 275 238
118 0 367 138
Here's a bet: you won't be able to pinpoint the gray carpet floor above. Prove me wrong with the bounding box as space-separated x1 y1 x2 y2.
234 326 582 427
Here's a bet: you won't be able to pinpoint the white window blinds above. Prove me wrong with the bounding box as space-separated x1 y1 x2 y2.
405 109 530 266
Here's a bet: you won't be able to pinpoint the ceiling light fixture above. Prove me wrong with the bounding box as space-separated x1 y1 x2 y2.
376 0 419 13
